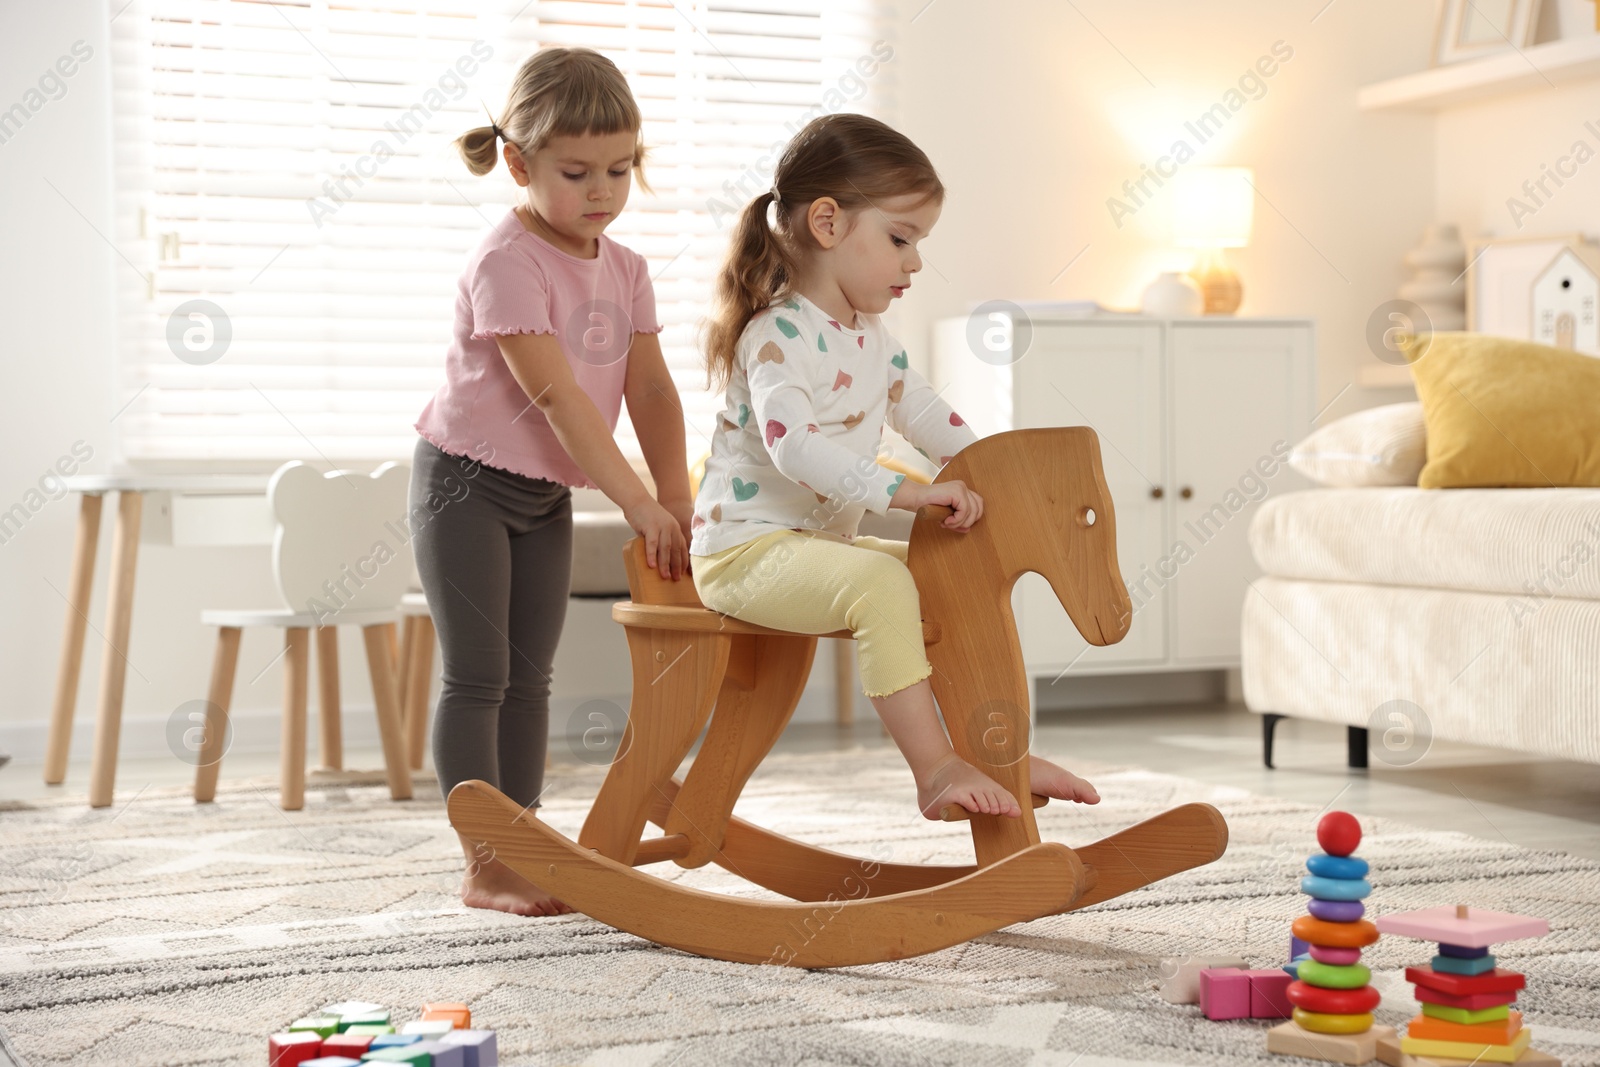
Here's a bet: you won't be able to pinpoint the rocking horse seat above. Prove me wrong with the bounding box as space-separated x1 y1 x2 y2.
448 428 1229 968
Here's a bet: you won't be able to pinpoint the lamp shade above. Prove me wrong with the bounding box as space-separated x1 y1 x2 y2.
1173 167 1254 248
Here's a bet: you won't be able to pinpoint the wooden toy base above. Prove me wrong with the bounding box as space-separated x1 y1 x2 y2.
1268 1021 1397 1065
1376 1037 1562 1067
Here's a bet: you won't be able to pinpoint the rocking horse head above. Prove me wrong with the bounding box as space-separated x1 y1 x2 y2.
909 427 1132 649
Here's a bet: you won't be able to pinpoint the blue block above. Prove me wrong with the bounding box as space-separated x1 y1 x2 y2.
1432 952 1497 975
1290 935 1309 961
1438 942 1490 959
1300 874 1371 901
1306 852 1369 879
1283 953 1310 979
369 1034 421 1050
438 1030 498 1067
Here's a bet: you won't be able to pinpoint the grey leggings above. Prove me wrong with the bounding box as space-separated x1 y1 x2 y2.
409 436 572 811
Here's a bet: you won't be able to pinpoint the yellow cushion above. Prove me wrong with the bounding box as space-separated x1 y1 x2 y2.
1403 331 1600 488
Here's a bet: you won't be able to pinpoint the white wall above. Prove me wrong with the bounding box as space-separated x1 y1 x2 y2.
5 0 1577 773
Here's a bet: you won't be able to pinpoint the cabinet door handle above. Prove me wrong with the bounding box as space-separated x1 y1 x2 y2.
1180 486 1194 499
1149 486 1164 500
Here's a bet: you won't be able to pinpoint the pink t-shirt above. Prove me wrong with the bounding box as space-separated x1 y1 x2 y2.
415 208 662 488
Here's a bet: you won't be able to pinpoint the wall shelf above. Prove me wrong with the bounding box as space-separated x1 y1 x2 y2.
1358 35 1600 111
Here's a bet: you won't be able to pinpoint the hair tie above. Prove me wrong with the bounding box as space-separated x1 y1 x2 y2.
491 122 505 141
769 185 782 206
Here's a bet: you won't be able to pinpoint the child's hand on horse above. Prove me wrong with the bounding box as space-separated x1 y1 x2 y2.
626 496 690 580
892 477 984 531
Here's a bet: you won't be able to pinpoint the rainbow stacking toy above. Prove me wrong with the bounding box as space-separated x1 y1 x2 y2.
1374 904 1561 1066
1267 811 1396 1065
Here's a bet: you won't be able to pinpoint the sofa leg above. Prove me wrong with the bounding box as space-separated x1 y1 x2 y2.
1347 726 1369 770
1262 713 1286 769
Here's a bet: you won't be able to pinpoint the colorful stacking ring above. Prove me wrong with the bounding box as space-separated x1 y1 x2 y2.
1292 916 1379 948
1287 980 1381 1015
1300 875 1371 901
1293 1007 1374 1035
1307 898 1365 923
1308 944 1361 966
1295 960 1372 989
1306 853 1369 879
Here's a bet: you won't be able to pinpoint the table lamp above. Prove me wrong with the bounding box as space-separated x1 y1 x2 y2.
1173 166 1254 315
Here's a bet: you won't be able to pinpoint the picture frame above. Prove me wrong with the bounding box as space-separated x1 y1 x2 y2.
1432 0 1543 65
1466 232 1600 337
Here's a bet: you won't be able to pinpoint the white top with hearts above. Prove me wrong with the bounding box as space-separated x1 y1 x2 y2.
689 293 977 557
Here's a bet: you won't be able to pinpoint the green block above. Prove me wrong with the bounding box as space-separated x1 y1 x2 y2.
339 1011 391 1032
360 1048 429 1064
1420 1001 1511 1024
345 1023 396 1036
289 1015 341 1038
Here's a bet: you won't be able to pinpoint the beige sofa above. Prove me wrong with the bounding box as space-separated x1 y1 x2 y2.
1240 404 1600 770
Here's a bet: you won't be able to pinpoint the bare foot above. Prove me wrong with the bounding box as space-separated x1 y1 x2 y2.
460 855 574 917
917 752 1023 820
1028 755 1100 805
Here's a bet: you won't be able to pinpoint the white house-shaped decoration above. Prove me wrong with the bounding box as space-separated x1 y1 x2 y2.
1531 246 1600 356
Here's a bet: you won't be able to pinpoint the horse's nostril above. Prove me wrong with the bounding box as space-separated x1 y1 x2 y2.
1080 507 1097 527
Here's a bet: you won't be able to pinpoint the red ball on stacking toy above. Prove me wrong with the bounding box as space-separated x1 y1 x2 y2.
1317 811 1362 858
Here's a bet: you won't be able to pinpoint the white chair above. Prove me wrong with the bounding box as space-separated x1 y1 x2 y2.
193 461 414 810
396 590 434 771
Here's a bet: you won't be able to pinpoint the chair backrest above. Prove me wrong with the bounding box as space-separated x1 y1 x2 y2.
268 460 412 618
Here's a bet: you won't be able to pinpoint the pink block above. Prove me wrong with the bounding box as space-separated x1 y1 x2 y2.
1199 967 1252 1020
1245 969 1294 1018
1308 944 1361 966
1374 906 1548 948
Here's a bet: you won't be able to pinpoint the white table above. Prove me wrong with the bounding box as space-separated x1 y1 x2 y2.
48 474 272 807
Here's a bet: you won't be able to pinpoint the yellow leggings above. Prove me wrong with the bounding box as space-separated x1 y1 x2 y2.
690 529 932 698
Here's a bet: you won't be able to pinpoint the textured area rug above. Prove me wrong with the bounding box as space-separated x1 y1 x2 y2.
0 750 1597 1067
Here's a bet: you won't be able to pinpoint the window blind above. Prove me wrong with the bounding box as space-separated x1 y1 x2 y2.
109 0 896 468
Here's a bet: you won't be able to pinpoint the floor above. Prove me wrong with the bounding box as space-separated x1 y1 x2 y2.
5 702 1597 860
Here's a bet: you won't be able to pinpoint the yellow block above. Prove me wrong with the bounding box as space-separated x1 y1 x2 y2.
1400 1027 1531 1064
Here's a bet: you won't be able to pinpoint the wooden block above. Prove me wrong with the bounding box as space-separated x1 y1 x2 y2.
342 1023 396 1036
1157 954 1248 1004
1408 1009 1521 1044
320 1001 386 1017
410 1040 467 1067
1407 966 1526 996
368 1033 422 1050
289 1016 340 1038
421 1002 472 1029
1200 967 1252 1020
1431 953 1497 976
400 1019 454 1037
319 1033 373 1057
1414 983 1519 1011
302 1059 363 1067
1375 906 1548 949
1377 1036 1560 1067
1246 969 1294 1018
361 1049 431 1065
437 1029 498 1067
336 1010 389 1032
268 1031 323 1067
1421 1002 1510 1025
1402 1028 1531 1063
1268 1020 1396 1064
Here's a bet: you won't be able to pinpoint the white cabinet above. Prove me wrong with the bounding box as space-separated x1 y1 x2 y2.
930 314 1315 682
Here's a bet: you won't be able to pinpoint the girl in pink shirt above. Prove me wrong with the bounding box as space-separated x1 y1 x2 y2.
411 47 691 918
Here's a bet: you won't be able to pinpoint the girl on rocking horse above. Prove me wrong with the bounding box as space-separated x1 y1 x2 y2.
691 114 1101 821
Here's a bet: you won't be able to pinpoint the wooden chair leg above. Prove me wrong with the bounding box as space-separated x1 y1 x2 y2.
315 626 342 771
833 637 854 727
396 615 417 734
578 627 731 864
193 626 242 803
88 490 142 809
45 492 102 786
404 614 433 771
361 622 413 801
281 628 310 811
668 633 816 867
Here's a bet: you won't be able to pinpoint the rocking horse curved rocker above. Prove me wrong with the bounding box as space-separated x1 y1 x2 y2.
448 427 1229 967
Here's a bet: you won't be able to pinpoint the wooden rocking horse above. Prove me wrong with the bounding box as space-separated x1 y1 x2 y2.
448 427 1229 967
